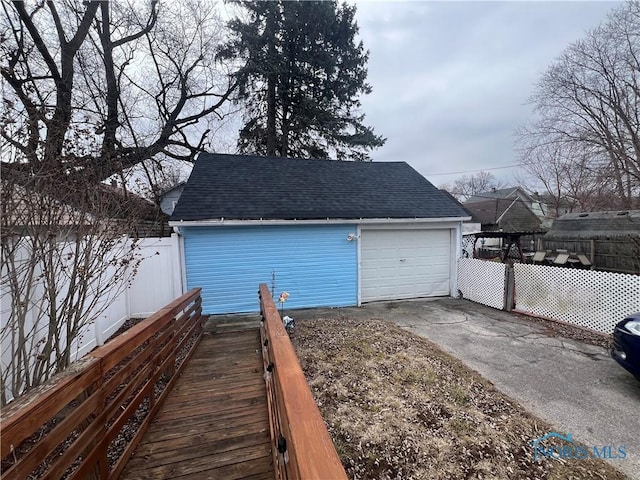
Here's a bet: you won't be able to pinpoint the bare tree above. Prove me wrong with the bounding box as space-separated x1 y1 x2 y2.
517 2 640 210
442 171 505 202
1 0 234 187
518 141 625 217
138 158 191 205
0 1 235 404
0 147 161 405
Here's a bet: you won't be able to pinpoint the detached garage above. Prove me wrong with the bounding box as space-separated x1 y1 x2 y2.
170 153 470 314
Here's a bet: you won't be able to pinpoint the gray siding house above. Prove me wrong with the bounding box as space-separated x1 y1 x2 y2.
160 182 186 216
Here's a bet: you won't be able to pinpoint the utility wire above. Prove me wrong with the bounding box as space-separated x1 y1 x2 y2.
427 164 520 176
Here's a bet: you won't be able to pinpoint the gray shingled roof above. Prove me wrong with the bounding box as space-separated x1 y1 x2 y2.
464 198 511 225
464 198 542 231
171 153 469 222
545 210 640 239
465 186 527 204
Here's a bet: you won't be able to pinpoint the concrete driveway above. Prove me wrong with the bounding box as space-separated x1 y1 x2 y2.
291 297 640 479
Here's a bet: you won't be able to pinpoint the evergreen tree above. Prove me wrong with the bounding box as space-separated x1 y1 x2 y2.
222 1 385 160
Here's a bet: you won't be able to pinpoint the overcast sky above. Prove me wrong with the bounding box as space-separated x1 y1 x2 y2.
352 1 620 188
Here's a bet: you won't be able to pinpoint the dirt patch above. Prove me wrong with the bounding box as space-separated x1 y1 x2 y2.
517 313 612 349
291 316 627 480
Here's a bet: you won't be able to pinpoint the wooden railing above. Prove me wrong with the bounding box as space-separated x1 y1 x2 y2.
0 288 203 480
259 283 347 480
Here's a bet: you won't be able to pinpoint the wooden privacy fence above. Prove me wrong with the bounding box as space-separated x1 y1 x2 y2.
259 283 347 480
0 288 203 480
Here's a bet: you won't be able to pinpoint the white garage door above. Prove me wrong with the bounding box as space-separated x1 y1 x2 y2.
360 229 451 302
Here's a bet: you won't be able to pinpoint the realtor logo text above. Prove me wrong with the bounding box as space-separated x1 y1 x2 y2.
532 432 627 461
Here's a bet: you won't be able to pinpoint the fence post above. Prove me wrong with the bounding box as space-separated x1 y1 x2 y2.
504 266 515 312
172 232 186 297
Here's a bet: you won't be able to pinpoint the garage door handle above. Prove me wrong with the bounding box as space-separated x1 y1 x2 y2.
400 258 406 262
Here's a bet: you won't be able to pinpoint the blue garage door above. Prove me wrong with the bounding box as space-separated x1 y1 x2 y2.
183 225 357 314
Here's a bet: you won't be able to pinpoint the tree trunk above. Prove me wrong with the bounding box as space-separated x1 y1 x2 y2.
100 2 119 167
280 115 289 157
265 6 278 156
266 73 277 156
280 82 290 157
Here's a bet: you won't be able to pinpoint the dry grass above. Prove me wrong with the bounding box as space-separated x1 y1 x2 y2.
291 316 627 480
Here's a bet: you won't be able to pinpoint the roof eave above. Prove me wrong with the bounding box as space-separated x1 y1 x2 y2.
169 216 472 227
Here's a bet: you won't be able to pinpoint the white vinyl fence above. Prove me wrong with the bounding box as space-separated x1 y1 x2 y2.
457 258 507 310
513 264 640 334
457 258 640 335
1 234 182 402
89 235 183 350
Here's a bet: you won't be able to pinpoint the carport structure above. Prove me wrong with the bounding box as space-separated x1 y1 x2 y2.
472 231 540 264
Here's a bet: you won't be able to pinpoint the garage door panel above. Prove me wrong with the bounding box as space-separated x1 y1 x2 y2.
374 250 402 260
360 229 451 302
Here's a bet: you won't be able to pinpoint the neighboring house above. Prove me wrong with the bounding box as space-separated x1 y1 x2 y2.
440 189 480 233
543 210 640 274
531 192 637 226
531 192 575 220
465 186 545 218
99 183 170 237
463 197 543 233
89 183 170 237
159 182 186 216
1 180 169 238
170 153 471 314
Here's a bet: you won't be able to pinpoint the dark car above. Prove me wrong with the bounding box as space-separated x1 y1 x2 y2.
611 313 640 380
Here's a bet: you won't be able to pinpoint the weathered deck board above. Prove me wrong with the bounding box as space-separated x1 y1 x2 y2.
120 329 273 480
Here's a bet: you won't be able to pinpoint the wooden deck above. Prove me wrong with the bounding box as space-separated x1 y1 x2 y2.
120 329 274 480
